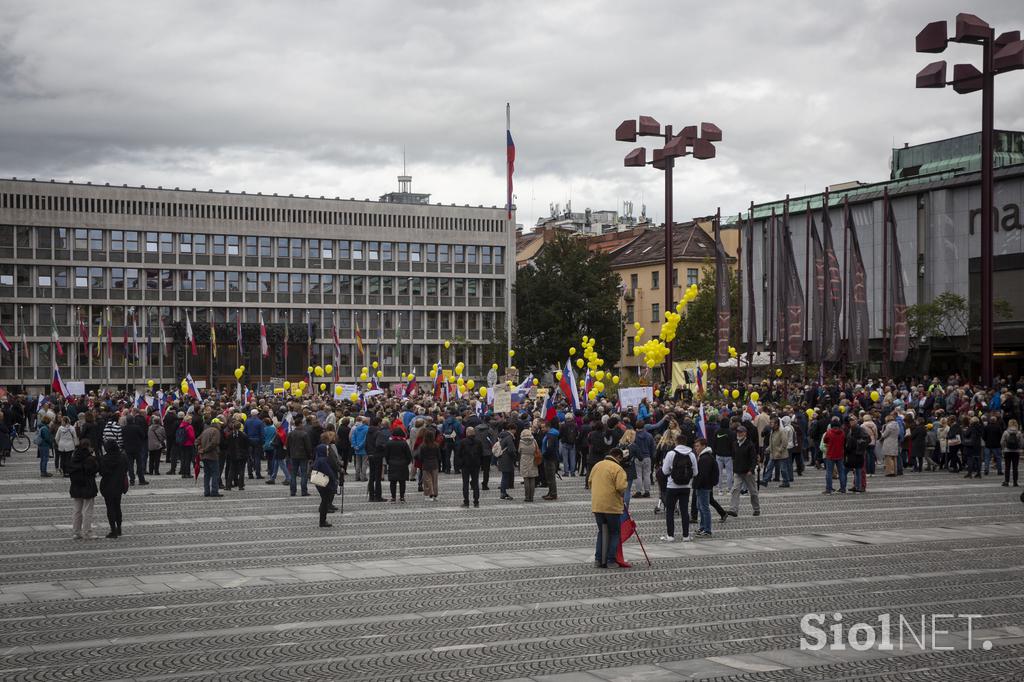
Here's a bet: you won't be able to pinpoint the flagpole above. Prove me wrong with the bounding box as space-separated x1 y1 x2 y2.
841 193 849 379
746 203 754 387
768 207 776 372
882 187 890 380
804 202 811 384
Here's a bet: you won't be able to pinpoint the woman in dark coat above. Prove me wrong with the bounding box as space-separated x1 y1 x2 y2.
417 427 442 501
384 428 412 503
311 439 337 527
67 444 99 540
99 441 129 538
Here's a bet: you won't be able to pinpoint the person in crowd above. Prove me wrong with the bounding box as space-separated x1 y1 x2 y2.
518 423 539 502
311 434 337 527
385 426 412 503
727 424 761 517
691 437 720 537
67 442 99 540
660 432 698 542
198 417 224 497
147 414 165 477
822 416 847 494
36 414 55 477
456 425 482 507
589 446 628 568
1000 418 1021 487
98 437 129 538
288 415 312 497
418 425 441 501
54 415 78 476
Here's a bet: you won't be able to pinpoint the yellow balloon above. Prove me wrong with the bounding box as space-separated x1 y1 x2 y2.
654 389 660 397
362 366 369 374
147 379 154 388
839 405 846 413
555 371 563 381
701 362 709 372
283 381 291 390
318 383 325 391
582 335 589 343
576 358 584 368
293 389 302 396
587 389 597 400
349 392 358 401
569 347 576 356
325 364 333 375
366 382 373 389
234 368 243 380
455 362 465 374
508 349 515 358
298 381 306 390
307 366 314 374
429 370 437 378
376 370 383 378
479 387 487 397
492 363 499 370
532 378 539 386
870 390 880 401
776 368 783 377
731 389 739 399
466 379 475 390
444 340 451 349
750 391 759 402
612 375 620 385
372 361 379 369
709 362 717 371
806 408 815 418
314 366 324 377
239 365 245 371
334 385 343 394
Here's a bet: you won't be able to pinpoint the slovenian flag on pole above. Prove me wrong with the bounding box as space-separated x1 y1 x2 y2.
559 359 580 412
515 373 534 392
406 375 418 397
237 309 244 355
695 365 704 394
51 362 70 397
696 402 707 440
0 324 10 352
51 317 64 357
185 312 197 356
506 102 515 220
184 373 200 400
543 392 557 422
259 311 269 357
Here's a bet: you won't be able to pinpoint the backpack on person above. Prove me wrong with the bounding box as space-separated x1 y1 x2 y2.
175 426 187 446
1007 430 1022 452
670 447 694 486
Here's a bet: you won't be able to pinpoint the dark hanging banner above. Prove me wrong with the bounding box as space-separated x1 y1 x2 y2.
845 204 870 363
888 202 909 362
821 203 843 361
810 216 826 363
745 210 757 359
714 211 730 362
781 224 805 363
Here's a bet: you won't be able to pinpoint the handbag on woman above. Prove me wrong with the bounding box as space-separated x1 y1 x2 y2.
309 469 330 488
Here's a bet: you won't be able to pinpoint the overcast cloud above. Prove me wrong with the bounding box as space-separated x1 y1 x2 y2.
1 0 1022 228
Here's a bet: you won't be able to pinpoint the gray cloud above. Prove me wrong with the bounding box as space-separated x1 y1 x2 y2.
1 0 1022 225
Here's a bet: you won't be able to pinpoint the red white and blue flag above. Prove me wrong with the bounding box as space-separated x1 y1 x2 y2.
406 376 418 397
506 103 515 220
51 362 70 397
259 311 269 358
695 365 704 393
243 386 253 403
745 397 759 420
515 374 534 392
0 324 10 352
696 402 707 440
543 393 557 422
433 362 445 400
184 373 200 400
558 359 580 411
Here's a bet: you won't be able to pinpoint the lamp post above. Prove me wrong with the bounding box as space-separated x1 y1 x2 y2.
915 13 1024 385
615 116 722 378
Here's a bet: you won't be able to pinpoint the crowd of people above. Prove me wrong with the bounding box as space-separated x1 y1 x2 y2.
1 372 1021 554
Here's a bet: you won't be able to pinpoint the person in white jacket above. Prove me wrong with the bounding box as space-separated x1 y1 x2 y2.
55 416 79 476
660 432 698 543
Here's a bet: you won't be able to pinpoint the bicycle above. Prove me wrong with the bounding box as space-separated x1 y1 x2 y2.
11 424 30 453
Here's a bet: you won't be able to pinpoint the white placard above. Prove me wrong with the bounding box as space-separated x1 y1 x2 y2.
617 386 654 410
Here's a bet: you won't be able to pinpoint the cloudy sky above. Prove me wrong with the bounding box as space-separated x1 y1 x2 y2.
1 0 1022 228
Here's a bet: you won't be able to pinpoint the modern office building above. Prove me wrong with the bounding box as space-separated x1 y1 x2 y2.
742 130 1024 377
0 175 514 391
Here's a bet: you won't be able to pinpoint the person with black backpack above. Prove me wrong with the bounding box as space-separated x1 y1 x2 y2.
1000 419 1021 487
660 432 697 542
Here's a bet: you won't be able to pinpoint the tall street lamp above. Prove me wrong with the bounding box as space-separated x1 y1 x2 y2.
615 116 722 378
916 13 1024 385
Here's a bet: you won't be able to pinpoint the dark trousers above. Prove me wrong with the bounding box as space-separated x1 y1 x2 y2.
317 485 335 524
368 457 383 500
543 458 558 497
480 457 491 488
664 487 691 539
57 450 72 473
594 512 620 566
500 470 513 496
247 441 262 477
1005 452 1020 485
462 468 480 504
442 441 454 473
690 488 725 518
102 492 123 532
148 449 162 475
130 449 147 484
226 459 246 489
389 479 407 500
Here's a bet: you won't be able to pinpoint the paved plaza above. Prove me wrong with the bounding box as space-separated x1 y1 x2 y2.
1 450 1023 681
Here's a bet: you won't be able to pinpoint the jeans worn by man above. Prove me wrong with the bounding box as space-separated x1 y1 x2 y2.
247 441 263 478
762 457 792 487
559 442 576 477
984 447 1003 476
593 512 619 567
268 454 292 483
824 459 846 493
203 459 221 497
131 448 148 485
289 459 309 496
694 488 712 534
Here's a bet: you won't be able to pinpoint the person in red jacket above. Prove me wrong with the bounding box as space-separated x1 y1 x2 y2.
822 417 847 495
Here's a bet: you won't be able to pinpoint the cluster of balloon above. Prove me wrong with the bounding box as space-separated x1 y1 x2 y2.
564 335 618 401
634 283 698 368
233 364 246 381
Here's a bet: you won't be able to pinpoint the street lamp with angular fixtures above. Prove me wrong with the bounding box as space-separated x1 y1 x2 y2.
915 13 1024 385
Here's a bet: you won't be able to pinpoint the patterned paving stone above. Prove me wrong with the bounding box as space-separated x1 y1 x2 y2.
0 447 1022 680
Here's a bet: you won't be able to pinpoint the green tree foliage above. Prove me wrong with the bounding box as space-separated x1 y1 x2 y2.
674 262 742 361
514 233 622 370
907 291 1012 356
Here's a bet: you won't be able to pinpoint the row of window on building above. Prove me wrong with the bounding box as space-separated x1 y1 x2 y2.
0 190 507 232
0 226 505 265
627 268 700 291
0 303 506 339
1 265 505 299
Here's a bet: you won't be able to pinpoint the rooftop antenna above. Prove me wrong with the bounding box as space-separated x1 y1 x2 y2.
398 146 411 194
